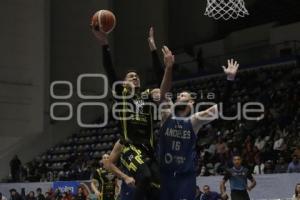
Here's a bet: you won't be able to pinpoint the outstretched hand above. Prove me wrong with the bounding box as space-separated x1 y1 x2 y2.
222 59 239 80
91 26 108 46
162 46 175 69
148 27 157 51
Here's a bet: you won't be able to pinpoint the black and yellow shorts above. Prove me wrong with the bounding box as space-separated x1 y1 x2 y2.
120 144 160 188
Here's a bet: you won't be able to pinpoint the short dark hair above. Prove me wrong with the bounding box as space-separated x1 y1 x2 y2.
10 189 16 193
233 155 241 159
37 188 42 192
123 69 138 78
203 185 210 189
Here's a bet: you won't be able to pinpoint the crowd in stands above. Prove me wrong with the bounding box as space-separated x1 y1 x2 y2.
7 62 300 183
195 63 300 176
0 187 91 200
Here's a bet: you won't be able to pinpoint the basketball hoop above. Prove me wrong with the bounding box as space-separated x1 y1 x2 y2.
204 0 249 20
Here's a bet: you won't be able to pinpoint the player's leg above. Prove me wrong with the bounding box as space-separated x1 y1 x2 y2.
175 173 196 200
133 162 153 200
160 173 173 200
120 145 153 200
231 190 250 200
147 158 160 200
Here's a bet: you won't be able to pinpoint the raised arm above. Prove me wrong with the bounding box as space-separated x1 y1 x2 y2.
160 46 175 102
148 27 164 83
191 59 239 134
92 29 119 87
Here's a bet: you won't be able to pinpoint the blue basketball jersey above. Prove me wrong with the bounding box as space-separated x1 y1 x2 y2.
159 116 197 174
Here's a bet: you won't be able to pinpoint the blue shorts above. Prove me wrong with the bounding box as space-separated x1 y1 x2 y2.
160 171 196 200
120 181 135 200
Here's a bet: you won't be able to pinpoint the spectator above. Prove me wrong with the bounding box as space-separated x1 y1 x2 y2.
273 136 286 151
274 157 288 173
26 192 36 200
0 193 8 200
263 160 274 174
200 185 222 200
45 189 55 200
287 156 300 173
9 189 22 200
61 192 71 200
254 136 266 151
293 146 300 158
74 187 86 200
195 186 202 200
253 158 264 175
36 188 45 200
292 183 300 200
9 155 22 182
207 141 217 157
215 138 228 162
44 193 52 200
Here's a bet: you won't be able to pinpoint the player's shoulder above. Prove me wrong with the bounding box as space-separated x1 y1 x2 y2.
243 166 251 174
224 167 233 174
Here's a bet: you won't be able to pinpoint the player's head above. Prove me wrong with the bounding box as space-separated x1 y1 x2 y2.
175 91 194 114
232 155 242 168
102 153 109 160
101 153 109 163
123 70 140 89
151 88 161 102
292 155 299 164
203 185 210 194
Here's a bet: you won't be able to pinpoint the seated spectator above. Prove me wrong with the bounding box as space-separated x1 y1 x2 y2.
253 158 265 175
26 191 36 200
262 144 278 162
263 160 274 174
36 188 45 200
293 146 300 158
200 185 222 200
45 189 55 200
74 187 86 200
287 156 300 173
9 189 22 200
215 138 228 163
274 157 288 173
195 186 203 200
207 141 216 156
273 136 286 151
0 193 8 200
254 136 266 151
61 192 71 200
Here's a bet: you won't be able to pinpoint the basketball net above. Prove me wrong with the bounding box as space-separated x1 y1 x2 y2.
204 0 249 20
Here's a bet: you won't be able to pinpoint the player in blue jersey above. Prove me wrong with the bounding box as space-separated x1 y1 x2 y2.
158 47 240 200
220 155 256 200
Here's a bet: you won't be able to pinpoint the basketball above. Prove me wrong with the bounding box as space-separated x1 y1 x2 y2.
91 10 116 33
